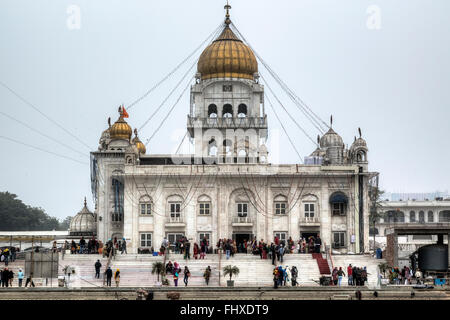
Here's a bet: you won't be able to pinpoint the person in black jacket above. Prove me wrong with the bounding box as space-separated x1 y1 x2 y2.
1 268 9 287
270 243 276 265
95 260 102 279
105 267 113 287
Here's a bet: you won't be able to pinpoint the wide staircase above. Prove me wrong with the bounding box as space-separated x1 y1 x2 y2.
59 253 322 287
4 253 384 289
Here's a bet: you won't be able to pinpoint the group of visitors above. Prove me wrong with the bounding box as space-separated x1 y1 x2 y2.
330 264 368 286
165 261 191 286
388 266 416 285
193 237 209 259
0 268 27 287
0 247 18 265
66 236 127 256
297 236 322 254
104 266 120 287
273 265 298 288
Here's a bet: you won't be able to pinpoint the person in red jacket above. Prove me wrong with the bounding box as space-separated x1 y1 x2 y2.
347 264 353 286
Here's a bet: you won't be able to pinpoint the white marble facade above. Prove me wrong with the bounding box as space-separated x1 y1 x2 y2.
90 16 375 255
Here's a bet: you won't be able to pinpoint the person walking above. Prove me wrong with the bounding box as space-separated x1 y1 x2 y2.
203 266 211 285
332 267 338 286
183 266 190 287
337 267 345 286
173 268 179 287
225 241 231 260
279 244 285 263
121 238 127 254
3 249 9 266
95 260 102 279
17 269 24 287
347 264 353 286
114 269 120 287
1 268 7 287
105 267 113 287
315 235 322 253
270 243 276 265
8 269 14 287
25 272 35 288
184 240 191 260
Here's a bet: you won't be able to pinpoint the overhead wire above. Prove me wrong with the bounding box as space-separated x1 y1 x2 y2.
0 80 94 151
144 76 194 146
260 72 317 147
0 110 88 159
126 23 224 112
264 93 303 163
230 23 329 133
0 135 89 166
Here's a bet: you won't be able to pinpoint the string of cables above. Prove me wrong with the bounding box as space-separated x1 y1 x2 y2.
264 93 303 163
125 23 224 112
0 80 94 151
230 23 329 134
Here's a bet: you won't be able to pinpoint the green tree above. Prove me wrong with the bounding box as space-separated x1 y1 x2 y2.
0 191 68 231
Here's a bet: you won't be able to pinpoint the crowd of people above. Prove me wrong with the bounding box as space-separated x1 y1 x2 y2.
65 236 127 256
273 265 299 288
330 264 369 286
0 247 18 265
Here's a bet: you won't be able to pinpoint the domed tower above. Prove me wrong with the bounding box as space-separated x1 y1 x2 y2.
350 128 368 169
320 121 344 165
108 106 132 151
132 128 146 155
69 198 96 237
187 3 267 163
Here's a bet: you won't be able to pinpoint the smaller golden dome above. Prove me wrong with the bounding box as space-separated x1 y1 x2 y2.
132 128 146 154
110 107 132 140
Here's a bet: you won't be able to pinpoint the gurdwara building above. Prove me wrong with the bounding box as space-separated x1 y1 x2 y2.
90 8 376 254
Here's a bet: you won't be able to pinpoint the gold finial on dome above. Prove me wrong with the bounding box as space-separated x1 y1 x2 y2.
132 128 146 154
109 106 132 140
224 1 231 25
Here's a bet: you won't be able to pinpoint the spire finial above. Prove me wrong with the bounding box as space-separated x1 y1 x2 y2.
134 128 138 137
224 1 231 25
330 115 333 128
84 197 87 207
108 117 111 128
358 127 362 138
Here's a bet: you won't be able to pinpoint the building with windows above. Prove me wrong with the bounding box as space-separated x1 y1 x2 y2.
89 6 376 254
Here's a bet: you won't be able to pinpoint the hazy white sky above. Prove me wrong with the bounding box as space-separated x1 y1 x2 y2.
0 0 449 220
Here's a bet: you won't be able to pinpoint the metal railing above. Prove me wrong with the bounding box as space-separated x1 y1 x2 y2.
232 216 253 224
299 216 320 224
187 116 268 129
167 216 184 223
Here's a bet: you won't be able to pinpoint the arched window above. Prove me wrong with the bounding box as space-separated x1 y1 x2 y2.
198 194 212 215
385 210 405 223
208 104 218 118
223 104 233 118
409 211 416 223
329 192 348 216
274 195 288 215
223 139 233 156
208 139 217 156
237 104 247 118
139 195 152 215
167 195 183 222
428 211 434 222
419 210 425 223
439 210 450 222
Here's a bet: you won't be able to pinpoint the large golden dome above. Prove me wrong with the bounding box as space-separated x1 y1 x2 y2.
197 24 258 81
110 107 132 140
